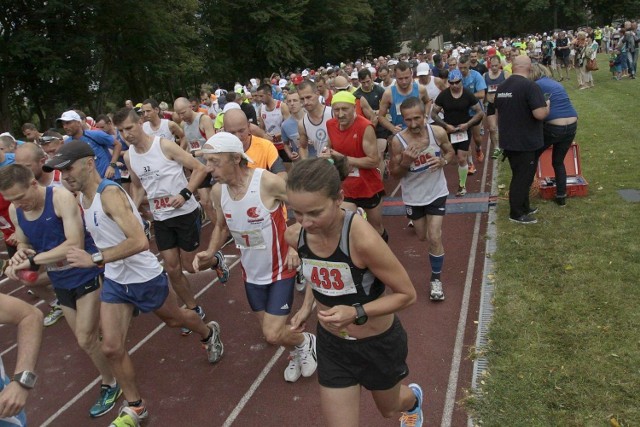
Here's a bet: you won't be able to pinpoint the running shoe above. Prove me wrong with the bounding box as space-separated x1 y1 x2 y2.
181 305 206 336
295 267 306 292
468 163 477 175
456 186 467 197
284 350 302 383
429 279 445 301
44 305 65 327
509 214 537 224
109 402 148 427
407 220 414 228
527 207 539 215
298 332 317 377
212 250 230 283
399 383 424 427
203 320 224 363
476 148 485 163
90 383 122 418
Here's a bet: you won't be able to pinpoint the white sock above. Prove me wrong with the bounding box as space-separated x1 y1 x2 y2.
296 333 309 349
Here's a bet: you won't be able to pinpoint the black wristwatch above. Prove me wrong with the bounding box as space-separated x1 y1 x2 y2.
352 303 368 325
13 371 37 389
179 188 193 201
109 162 118 169
27 254 39 271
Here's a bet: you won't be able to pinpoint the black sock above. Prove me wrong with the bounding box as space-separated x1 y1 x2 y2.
381 228 389 243
430 272 441 281
201 326 214 343
129 399 143 407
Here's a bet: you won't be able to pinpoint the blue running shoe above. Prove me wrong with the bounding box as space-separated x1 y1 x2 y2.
90 383 122 418
399 383 423 427
212 251 230 283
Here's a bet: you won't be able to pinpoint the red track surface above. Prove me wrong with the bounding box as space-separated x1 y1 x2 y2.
0 154 494 427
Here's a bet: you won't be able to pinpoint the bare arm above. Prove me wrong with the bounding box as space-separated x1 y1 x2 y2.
377 88 401 134
193 184 228 271
0 294 43 419
532 104 550 121
123 151 146 209
458 103 484 132
200 114 216 140
297 119 309 159
329 125 379 169
161 138 207 196
169 120 186 148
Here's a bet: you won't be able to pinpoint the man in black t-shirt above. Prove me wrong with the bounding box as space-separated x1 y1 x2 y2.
431 69 484 196
555 31 572 80
354 68 389 175
494 56 549 224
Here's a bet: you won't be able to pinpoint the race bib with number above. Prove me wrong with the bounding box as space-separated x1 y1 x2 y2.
347 167 360 178
46 260 72 272
149 196 175 214
450 131 469 144
303 258 357 297
231 229 266 250
189 140 202 151
411 147 440 171
488 84 498 93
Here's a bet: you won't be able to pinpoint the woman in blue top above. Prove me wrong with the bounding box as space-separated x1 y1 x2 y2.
529 63 578 206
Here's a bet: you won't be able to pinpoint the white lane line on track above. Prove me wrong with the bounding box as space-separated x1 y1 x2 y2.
39 257 242 427
441 142 491 427
222 346 286 427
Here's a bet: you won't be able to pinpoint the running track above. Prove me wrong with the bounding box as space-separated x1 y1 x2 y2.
0 152 494 427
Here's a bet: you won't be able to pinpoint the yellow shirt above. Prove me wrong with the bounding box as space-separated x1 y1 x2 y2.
245 135 279 171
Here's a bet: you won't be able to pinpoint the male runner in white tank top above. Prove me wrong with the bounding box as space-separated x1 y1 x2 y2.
174 97 217 227
48 141 223 427
389 97 455 301
194 132 318 384
141 99 186 150
115 108 228 337
297 81 333 158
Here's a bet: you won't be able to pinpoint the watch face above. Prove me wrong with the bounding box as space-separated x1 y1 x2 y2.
91 252 104 264
15 371 37 388
354 315 368 326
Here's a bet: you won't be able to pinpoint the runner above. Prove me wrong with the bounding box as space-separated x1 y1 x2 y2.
193 132 317 383
285 157 424 427
42 141 223 427
0 164 122 419
141 99 186 150
483 55 509 159
298 81 333 158
388 97 455 301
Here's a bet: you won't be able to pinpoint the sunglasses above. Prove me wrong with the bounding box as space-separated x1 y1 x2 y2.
38 136 60 145
449 80 462 85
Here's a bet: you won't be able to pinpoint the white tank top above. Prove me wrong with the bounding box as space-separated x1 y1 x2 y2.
260 101 284 136
142 119 173 140
128 136 198 221
396 125 449 206
183 113 206 152
221 169 293 285
423 78 442 124
302 106 333 156
81 180 163 284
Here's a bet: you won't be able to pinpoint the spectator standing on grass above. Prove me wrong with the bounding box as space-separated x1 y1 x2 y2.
494 56 549 224
529 64 578 207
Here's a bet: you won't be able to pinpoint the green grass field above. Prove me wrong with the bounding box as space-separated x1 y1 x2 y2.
467 56 640 426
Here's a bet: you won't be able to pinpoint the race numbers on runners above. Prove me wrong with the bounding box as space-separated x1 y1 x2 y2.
149 196 175 214
302 259 357 296
189 140 202 151
450 131 469 144
230 229 266 250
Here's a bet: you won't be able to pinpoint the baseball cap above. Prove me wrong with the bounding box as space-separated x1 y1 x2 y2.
301 70 309 77
56 110 82 123
448 69 463 82
201 132 254 163
293 76 304 85
43 140 95 172
331 91 356 106
416 62 430 76
350 71 359 80
0 132 15 141
279 78 287 88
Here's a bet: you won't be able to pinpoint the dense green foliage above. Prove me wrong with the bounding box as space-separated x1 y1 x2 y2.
0 0 634 131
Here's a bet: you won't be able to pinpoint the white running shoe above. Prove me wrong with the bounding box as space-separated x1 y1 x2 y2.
298 332 317 377
44 305 65 327
430 279 445 301
284 350 302 382
295 267 306 292
203 321 224 363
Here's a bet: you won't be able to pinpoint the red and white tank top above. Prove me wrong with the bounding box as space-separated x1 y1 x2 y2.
221 168 294 284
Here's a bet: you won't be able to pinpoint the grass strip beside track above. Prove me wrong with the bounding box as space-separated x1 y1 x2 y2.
466 55 640 426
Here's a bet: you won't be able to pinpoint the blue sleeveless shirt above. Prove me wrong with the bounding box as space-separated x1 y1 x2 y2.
390 82 420 128
16 187 102 289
